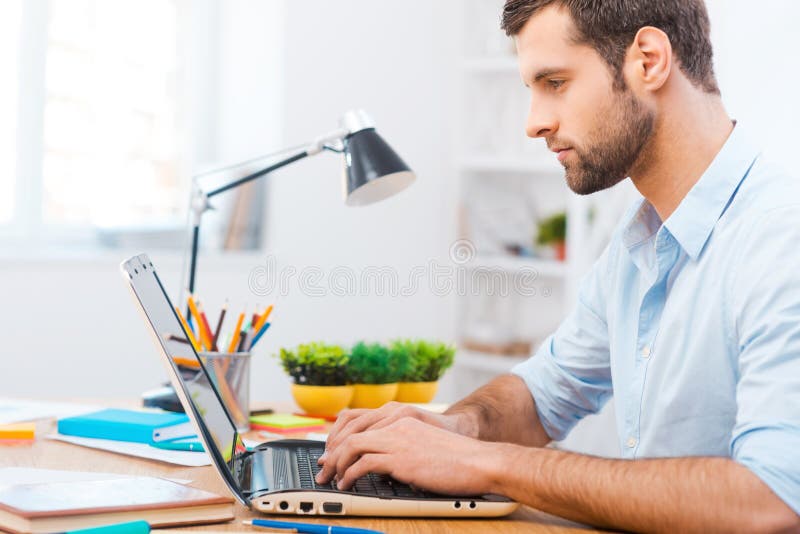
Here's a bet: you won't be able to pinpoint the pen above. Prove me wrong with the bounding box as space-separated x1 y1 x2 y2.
150 439 205 452
244 519 384 534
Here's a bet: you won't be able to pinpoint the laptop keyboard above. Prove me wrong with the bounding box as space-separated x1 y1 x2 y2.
296 446 427 497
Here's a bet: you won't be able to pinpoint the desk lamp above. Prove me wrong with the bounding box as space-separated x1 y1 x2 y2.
185 109 415 298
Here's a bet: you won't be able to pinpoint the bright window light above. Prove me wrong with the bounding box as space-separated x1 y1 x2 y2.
41 0 183 227
0 1 22 224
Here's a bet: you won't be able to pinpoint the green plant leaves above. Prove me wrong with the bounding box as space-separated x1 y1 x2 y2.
275 339 456 385
389 339 456 382
536 211 567 245
278 342 349 386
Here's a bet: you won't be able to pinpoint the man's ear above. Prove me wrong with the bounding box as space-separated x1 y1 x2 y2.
625 26 672 92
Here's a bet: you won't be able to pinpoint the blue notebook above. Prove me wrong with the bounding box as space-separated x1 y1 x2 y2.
57 409 193 444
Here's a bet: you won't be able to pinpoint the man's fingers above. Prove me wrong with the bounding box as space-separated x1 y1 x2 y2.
325 409 368 446
337 453 389 491
325 405 400 454
317 431 373 484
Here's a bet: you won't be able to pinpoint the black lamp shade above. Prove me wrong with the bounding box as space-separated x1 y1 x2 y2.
342 128 415 206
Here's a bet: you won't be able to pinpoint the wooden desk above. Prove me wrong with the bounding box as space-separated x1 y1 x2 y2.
1 410 599 534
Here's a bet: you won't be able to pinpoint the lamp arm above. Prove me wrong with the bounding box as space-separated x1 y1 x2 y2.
186 126 349 297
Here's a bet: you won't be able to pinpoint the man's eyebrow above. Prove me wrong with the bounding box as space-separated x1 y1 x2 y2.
533 68 565 83
523 68 568 88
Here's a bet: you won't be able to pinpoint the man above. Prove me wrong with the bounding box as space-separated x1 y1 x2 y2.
317 1 800 531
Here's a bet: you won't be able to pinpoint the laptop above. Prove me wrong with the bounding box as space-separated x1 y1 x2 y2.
121 253 518 517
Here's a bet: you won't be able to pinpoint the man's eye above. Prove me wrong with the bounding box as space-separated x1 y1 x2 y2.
548 79 565 90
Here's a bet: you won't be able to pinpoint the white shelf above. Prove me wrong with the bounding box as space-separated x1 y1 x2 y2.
463 56 519 73
455 349 529 374
467 254 568 278
458 155 563 174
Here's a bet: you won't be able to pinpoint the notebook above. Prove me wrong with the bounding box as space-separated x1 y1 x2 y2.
0 477 234 534
57 409 194 444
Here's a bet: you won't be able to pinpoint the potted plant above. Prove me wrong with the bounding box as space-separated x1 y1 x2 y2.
392 340 455 403
536 212 567 261
347 342 409 409
277 342 353 417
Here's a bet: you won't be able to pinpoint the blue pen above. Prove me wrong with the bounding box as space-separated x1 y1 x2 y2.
65 520 150 534
244 518 383 534
248 322 271 349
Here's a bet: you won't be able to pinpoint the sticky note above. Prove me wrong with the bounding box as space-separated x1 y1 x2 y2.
0 423 36 440
249 413 325 428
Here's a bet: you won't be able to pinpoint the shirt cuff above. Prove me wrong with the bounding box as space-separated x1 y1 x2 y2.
511 337 578 441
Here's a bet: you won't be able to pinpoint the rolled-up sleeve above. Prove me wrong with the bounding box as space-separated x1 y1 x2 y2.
512 244 614 441
730 207 800 515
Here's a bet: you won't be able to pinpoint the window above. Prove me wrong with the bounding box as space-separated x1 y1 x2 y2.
0 1 22 224
5 0 192 248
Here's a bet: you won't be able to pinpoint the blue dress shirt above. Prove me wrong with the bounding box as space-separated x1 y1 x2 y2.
512 124 800 514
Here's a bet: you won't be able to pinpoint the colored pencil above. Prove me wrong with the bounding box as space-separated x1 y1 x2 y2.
237 329 248 352
198 303 215 350
253 304 273 332
172 356 201 369
212 301 228 351
174 307 201 352
166 334 190 346
249 322 271 350
187 296 212 351
227 312 245 353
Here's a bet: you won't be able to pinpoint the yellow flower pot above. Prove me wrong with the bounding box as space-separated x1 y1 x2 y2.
395 381 438 403
291 384 354 417
349 383 399 409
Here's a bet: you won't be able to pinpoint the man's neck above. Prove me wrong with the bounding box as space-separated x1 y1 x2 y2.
629 86 734 222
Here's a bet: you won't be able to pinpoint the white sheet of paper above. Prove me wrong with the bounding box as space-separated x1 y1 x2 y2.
0 399 98 424
47 434 211 467
305 432 329 442
0 467 191 490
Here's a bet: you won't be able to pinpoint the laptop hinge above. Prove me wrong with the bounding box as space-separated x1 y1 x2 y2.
236 448 271 497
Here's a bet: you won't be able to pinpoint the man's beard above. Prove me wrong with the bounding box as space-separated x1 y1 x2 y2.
558 89 655 195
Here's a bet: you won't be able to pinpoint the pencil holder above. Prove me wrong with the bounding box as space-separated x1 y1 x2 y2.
198 351 252 433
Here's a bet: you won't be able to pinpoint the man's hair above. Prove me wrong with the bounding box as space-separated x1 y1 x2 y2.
501 0 719 94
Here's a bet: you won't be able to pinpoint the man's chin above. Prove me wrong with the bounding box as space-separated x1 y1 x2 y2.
565 170 625 195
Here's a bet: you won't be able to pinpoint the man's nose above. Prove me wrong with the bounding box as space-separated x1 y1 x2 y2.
525 101 557 138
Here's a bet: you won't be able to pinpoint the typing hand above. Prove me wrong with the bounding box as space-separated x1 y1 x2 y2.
315 417 504 495
318 402 470 467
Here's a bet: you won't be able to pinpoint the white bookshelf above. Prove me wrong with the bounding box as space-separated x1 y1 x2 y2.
448 0 635 458
453 0 637 378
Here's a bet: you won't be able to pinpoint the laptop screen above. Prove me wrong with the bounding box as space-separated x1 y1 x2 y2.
122 254 247 498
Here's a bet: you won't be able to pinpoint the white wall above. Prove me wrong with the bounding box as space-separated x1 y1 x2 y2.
0 0 462 403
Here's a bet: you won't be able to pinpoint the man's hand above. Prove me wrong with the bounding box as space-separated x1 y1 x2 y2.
316 416 507 495
319 401 474 467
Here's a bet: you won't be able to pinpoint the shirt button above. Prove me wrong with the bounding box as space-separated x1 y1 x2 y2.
626 437 637 448
641 345 651 358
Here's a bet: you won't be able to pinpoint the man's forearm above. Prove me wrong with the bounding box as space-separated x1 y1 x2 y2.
487 445 799 533
444 374 550 447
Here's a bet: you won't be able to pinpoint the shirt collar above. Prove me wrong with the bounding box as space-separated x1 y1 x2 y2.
622 123 760 260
